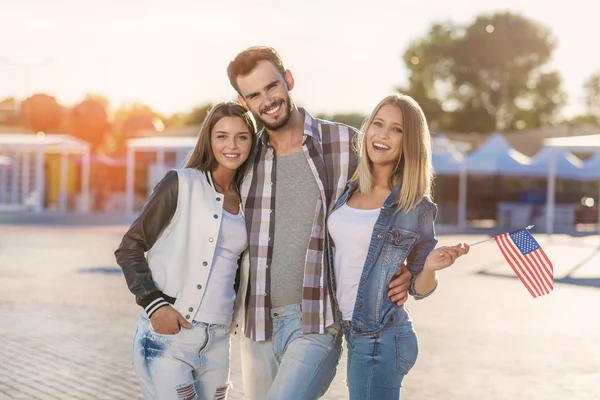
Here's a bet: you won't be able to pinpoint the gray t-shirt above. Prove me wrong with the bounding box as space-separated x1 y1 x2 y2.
270 150 320 308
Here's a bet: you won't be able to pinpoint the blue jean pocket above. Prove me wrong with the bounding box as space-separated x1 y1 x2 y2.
395 331 418 374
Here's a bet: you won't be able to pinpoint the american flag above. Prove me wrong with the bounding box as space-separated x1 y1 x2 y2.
494 229 554 298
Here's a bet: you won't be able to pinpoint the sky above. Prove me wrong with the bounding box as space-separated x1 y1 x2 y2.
0 0 597 119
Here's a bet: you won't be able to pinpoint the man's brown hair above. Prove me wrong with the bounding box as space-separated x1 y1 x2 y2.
227 46 286 95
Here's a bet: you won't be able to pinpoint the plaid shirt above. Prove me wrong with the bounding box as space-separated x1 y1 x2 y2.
240 108 359 341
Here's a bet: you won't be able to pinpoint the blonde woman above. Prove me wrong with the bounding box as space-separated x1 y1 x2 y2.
327 94 469 399
115 102 256 399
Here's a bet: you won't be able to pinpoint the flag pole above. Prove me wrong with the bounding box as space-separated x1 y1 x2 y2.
468 225 535 247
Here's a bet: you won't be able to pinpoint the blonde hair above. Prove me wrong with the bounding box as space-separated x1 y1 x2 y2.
350 93 433 213
184 101 257 191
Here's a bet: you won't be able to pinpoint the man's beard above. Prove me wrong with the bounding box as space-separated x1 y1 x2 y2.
256 97 294 131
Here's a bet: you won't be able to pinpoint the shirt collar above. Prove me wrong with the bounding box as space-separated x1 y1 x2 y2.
258 107 322 148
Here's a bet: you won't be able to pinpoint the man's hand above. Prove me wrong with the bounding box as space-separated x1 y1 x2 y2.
388 264 412 306
149 306 192 335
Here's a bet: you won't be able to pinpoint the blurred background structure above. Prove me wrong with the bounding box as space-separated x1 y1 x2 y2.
1 1 600 236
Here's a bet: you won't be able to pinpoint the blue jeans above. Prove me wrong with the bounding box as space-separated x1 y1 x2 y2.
132 312 231 400
342 320 418 400
241 304 343 400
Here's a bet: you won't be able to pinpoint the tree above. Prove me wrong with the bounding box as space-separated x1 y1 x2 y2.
85 93 111 111
68 98 111 150
513 71 566 128
0 97 19 126
583 71 600 122
19 93 64 132
186 104 213 126
114 102 163 139
315 112 366 129
561 71 600 126
397 22 456 130
163 103 214 129
164 113 189 129
400 12 565 133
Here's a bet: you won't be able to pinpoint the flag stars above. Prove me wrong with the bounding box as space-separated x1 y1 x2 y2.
510 230 540 255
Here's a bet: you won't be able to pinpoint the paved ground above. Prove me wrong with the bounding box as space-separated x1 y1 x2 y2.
0 217 599 399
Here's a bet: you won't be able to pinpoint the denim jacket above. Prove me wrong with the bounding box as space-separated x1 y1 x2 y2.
327 178 438 335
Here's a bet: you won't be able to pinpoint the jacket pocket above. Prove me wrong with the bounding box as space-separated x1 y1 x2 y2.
382 229 417 268
395 331 418 374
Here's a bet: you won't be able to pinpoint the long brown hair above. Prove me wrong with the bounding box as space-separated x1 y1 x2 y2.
350 93 433 213
184 101 257 191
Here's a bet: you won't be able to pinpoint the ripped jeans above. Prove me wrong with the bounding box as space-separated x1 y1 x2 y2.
132 312 231 400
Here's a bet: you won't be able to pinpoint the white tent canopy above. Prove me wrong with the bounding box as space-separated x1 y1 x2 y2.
126 136 198 151
0 155 12 166
0 133 91 213
432 134 467 229
466 132 531 175
544 133 600 235
528 147 583 179
125 136 197 214
432 134 465 175
0 134 90 152
580 152 600 180
545 134 600 152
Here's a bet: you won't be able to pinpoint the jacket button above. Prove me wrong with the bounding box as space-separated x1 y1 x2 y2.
360 279 365 285
234 331 237 335
357 302 362 308
368 257 374 262
188 307 193 312
203 261 208 266
209 237 214 242
377 234 383 239
355 328 361 332
185 314 191 319
213 214 218 219
216 197 221 201
197 284 202 289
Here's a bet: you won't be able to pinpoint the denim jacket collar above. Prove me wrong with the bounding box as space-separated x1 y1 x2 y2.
340 176 403 211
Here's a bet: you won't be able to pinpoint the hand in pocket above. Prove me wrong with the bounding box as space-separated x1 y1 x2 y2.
150 306 191 335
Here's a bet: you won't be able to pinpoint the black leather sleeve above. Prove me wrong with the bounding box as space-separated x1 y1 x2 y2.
114 170 178 316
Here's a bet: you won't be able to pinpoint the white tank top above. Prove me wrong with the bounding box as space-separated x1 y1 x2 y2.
328 203 380 321
194 206 247 325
